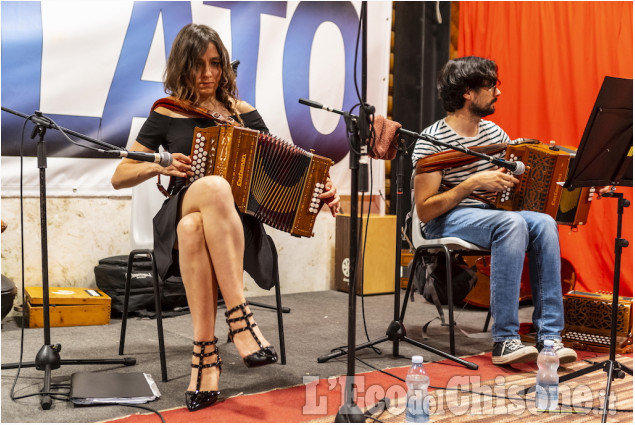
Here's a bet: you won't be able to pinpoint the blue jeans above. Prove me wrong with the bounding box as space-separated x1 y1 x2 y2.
423 206 564 343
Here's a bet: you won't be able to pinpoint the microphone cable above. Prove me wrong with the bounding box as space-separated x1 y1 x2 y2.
8 116 31 403
28 111 121 154
358 159 382 355
5 115 167 422
6 114 72 405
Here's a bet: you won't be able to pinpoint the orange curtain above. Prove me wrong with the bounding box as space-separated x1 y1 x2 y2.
458 1 633 296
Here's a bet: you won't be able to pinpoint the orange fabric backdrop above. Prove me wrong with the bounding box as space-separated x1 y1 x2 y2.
458 1 633 296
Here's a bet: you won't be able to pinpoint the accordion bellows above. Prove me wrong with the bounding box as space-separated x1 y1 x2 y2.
189 126 333 237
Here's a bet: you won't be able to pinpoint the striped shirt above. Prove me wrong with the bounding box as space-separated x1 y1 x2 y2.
412 118 512 209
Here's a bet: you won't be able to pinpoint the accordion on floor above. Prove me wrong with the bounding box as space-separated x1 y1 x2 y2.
562 291 633 354
495 142 594 226
189 125 333 237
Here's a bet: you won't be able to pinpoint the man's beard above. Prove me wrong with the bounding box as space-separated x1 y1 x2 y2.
470 100 496 117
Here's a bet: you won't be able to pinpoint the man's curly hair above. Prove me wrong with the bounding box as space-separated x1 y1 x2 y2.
437 56 499 112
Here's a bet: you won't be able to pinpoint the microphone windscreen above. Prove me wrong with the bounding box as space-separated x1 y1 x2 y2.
159 151 173 167
370 115 402 160
512 161 525 175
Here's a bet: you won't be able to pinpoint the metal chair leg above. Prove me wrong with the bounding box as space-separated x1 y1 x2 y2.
118 250 168 382
273 279 286 365
148 252 168 382
483 309 491 332
118 252 134 355
441 247 456 356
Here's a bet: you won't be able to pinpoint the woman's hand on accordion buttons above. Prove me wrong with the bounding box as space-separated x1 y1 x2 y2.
162 153 193 179
320 177 340 217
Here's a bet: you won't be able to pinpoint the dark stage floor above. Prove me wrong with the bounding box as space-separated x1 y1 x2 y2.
1 290 529 423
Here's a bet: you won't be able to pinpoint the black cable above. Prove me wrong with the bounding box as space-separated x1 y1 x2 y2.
9 117 32 403
363 414 384 423
45 114 119 153
11 391 70 401
358 170 381 356
117 404 166 423
352 4 364 108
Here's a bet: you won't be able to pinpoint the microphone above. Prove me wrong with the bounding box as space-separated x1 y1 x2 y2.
106 150 173 167
491 157 525 175
298 98 344 115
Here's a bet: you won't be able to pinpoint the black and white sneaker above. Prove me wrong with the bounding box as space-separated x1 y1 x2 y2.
492 339 539 365
536 339 578 364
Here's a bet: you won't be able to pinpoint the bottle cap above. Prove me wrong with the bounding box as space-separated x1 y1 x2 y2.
543 339 554 346
412 355 424 364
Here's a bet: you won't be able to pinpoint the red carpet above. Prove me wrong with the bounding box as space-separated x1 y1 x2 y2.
106 350 611 423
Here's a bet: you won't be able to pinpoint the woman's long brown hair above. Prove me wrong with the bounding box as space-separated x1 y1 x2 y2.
163 24 240 119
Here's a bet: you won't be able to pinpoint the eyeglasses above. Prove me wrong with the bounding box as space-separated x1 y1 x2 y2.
482 80 501 92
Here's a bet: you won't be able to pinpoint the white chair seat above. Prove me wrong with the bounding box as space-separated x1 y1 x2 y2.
407 199 490 355
411 210 488 252
416 236 487 252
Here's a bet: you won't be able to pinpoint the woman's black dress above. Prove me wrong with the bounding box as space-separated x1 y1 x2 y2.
136 109 279 290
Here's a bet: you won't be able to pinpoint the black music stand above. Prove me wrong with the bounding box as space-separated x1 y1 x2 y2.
563 76 632 189
522 76 633 423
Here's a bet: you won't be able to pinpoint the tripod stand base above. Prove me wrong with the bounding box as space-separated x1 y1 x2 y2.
1 343 136 410
319 320 479 370
1 357 137 370
335 402 366 423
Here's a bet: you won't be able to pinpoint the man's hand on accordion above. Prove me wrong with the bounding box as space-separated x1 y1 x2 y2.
469 168 519 193
319 177 340 217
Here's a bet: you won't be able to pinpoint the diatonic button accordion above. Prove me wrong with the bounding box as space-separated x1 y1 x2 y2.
562 290 633 354
495 142 594 226
189 125 333 237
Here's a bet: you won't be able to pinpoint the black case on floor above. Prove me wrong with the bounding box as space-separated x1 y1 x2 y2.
94 255 187 315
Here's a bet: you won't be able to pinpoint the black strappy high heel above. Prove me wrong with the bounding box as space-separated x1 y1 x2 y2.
185 338 222 411
225 302 278 368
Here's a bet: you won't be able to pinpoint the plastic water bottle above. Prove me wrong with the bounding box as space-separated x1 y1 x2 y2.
405 355 430 423
535 339 559 411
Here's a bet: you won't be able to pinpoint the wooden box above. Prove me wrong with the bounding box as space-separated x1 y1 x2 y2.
25 286 111 328
335 214 396 295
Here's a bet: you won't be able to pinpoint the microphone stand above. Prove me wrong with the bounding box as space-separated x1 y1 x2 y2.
338 111 367 423
1 107 136 410
312 116 524 370
313 118 480 370
298 99 366 422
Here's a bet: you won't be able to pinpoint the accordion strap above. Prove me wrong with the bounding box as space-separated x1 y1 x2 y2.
415 143 508 175
151 97 240 127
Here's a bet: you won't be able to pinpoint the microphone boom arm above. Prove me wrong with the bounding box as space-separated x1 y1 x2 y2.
1 106 120 152
397 127 523 174
298 98 522 175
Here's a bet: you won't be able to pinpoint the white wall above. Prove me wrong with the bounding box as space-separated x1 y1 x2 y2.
0 196 338 302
